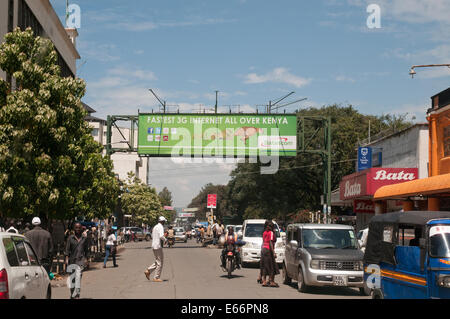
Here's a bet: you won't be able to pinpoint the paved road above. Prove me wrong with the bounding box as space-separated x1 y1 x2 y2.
52 239 370 299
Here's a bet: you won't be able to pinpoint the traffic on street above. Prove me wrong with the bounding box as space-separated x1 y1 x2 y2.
0 0 450 309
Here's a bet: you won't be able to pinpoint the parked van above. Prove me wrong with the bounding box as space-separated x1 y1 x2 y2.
0 232 51 299
240 219 285 267
282 224 365 294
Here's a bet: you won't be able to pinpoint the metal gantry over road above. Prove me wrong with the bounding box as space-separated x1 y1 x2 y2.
105 113 332 223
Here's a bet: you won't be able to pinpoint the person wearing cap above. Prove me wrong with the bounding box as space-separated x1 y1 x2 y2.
25 217 54 273
144 216 167 282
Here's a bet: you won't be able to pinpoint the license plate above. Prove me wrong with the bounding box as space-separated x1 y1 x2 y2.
333 275 347 286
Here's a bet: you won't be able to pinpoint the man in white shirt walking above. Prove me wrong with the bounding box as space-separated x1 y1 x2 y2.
144 216 167 282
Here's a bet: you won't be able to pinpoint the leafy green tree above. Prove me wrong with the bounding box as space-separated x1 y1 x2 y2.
121 172 165 226
158 187 173 207
0 28 119 226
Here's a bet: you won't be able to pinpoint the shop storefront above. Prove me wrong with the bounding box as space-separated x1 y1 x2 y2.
374 87 450 211
340 167 418 230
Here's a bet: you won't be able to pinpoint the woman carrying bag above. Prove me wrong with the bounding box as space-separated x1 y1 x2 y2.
103 229 119 268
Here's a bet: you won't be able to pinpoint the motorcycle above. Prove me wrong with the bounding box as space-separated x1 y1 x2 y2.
221 238 245 279
225 243 236 279
167 237 175 248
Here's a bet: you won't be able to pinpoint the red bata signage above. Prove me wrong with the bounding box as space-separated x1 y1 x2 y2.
354 200 375 213
340 168 418 200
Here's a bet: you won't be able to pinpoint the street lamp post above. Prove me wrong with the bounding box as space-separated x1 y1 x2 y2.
409 64 450 78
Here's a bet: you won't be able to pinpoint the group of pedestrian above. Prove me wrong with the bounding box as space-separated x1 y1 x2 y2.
212 220 224 245
257 220 279 287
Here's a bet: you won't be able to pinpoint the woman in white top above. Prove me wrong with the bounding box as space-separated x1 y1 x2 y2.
103 229 118 268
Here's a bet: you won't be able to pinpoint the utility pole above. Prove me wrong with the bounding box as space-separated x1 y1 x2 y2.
215 90 219 114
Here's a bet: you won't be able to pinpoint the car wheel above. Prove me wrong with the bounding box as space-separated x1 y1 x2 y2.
297 267 309 293
372 289 384 299
46 286 51 299
282 263 291 285
241 262 249 268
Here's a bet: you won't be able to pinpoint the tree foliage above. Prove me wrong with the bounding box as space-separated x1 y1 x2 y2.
121 172 166 226
158 187 173 207
0 28 119 225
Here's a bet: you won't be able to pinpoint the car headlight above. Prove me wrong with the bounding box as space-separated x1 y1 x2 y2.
438 275 450 288
310 260 320 269
357 261 364 271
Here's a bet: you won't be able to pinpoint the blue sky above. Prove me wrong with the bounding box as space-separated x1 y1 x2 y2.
49 0 450 206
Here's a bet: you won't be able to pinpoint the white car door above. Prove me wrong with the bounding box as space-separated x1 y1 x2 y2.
12 238 39 299
24 241 48 299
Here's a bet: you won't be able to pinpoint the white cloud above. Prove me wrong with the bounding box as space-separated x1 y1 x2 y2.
335 75 356 83
244 68 311 88
109 67 157 81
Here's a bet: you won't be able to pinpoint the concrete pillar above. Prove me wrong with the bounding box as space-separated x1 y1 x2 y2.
428 198 440 211
402 200 414 212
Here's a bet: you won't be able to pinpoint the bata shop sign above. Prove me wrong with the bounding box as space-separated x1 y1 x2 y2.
340 168 418 200
354 200 375 213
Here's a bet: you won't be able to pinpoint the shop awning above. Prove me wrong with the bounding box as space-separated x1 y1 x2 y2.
374 173 450 200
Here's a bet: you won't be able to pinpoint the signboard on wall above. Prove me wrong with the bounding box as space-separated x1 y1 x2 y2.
178 213 195 218
138 114 297 157
354 200 375 214
357 147 372 171
340 167 418 201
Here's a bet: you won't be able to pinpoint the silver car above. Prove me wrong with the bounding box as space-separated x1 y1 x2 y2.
282 224 366 295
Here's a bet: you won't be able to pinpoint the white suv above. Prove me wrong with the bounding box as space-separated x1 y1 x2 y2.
0 232 51 299
241 219 285 267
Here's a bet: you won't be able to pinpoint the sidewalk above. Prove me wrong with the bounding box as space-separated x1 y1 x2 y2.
51 245 125 288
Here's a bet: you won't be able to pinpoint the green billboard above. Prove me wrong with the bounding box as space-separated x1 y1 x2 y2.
138 113 297 157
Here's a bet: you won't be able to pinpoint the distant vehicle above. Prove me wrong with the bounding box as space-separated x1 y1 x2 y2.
364 211 450 299
174 227 187 243
240 220 285 267
235 225 243 237
121 227 151 242
0 232 52 299
282 224 365 294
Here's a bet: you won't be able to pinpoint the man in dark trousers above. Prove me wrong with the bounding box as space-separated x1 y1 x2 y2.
65 222 90 299
25 217 53 273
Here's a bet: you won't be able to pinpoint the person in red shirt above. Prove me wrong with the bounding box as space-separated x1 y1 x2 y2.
261 221 279 287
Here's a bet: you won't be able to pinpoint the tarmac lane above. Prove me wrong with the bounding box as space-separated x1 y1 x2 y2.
51 239 370 299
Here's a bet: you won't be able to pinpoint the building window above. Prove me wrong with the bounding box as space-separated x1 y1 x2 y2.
8 0 14 32
444 126 450 157
92 128 99 137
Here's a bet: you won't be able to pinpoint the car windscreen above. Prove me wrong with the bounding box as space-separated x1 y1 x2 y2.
244 224 280 238
302 229 358 249
430 226 450 258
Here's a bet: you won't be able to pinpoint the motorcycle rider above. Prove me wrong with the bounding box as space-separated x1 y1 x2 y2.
220 226 241 270
167 226 175 246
